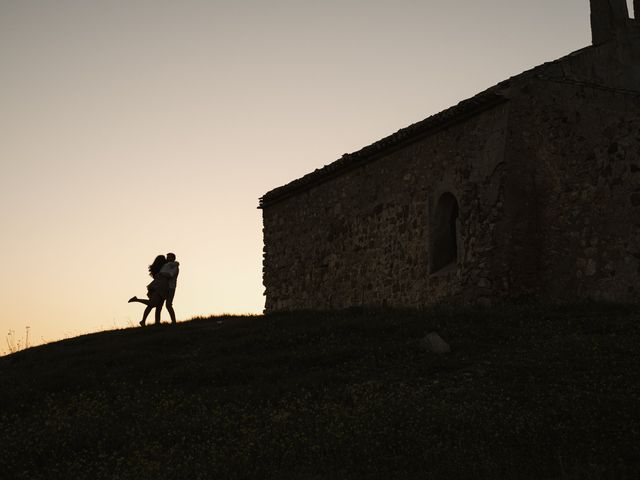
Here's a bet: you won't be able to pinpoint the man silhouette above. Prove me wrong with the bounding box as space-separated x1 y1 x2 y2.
159 252 179 324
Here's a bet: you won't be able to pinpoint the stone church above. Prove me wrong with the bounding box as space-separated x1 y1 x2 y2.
259 0 640 311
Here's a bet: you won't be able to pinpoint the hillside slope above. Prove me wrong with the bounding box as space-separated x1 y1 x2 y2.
1 305 640 479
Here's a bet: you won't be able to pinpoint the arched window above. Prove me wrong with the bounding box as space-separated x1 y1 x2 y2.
430 192 459 274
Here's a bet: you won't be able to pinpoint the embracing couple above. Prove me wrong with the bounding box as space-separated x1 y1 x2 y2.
129 252 180 326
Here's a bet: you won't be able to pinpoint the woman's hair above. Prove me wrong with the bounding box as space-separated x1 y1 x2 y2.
149 255 167 277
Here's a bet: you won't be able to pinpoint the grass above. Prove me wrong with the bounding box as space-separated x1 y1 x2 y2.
4 326 30 356
1 304 640 479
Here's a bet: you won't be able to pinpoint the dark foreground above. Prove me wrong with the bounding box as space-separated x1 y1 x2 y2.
1 305 640 479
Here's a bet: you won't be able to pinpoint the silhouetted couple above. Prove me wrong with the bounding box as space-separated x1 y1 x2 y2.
129 253 180 326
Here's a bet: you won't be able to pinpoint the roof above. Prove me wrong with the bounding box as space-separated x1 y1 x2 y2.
258 44 599 209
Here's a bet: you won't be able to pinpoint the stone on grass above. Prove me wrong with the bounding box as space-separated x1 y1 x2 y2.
421 332 451 354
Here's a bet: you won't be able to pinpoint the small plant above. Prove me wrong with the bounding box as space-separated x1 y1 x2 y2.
5 326 30 355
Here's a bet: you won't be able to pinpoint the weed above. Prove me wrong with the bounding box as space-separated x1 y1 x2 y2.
4 326 30 355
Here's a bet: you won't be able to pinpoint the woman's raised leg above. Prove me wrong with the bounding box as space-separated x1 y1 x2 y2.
129 296 150 306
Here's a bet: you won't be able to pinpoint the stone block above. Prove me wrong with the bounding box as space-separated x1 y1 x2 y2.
421 332 451 354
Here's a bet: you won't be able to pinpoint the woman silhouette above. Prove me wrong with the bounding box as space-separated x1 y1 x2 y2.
128 255 170 326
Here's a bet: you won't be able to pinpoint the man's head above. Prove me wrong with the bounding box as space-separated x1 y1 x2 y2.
166 252 176 262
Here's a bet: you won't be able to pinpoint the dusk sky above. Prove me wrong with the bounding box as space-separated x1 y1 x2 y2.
1 0 629 351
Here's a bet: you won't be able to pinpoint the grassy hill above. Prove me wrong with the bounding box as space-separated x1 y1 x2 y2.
1 305 640 479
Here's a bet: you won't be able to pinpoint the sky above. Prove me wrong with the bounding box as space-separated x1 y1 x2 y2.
0 0 631 352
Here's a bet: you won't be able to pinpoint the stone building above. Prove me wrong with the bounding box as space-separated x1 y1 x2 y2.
259 0 640 312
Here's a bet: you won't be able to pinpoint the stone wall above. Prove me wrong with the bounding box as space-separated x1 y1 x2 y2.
261 19 640 311
508 78 640 302
262 103 511 312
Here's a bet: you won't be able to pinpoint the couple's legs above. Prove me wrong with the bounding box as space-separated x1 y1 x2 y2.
130 296 163 326
140 301 163 326
130 293 175 326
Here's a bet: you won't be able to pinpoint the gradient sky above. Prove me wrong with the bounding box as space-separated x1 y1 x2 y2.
0 0 630 352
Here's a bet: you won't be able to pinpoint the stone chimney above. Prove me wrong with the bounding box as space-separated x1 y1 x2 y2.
590 0 629 44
